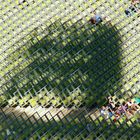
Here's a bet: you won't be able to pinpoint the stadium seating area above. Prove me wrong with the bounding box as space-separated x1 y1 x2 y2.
0 0 140 139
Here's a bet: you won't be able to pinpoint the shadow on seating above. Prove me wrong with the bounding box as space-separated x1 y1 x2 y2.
1 18 122 109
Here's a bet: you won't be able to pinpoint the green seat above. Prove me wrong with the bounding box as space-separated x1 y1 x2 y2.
134 97 140 104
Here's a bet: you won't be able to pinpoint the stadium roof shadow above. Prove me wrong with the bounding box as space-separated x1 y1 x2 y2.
1 18 123 109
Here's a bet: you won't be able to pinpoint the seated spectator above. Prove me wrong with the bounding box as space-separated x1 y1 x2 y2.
107 108 114 118
121 103 133 117
89 13 103 25
113 107 121 122
107 96 116 111
114 102 134 121
117 102 128 115
127 99 139 114
100 106 109 119
125 9 132 16
122 102 128 111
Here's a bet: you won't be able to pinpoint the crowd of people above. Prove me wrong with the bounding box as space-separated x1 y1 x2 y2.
100 96 140 122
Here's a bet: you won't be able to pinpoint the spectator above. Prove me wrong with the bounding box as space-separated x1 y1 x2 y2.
117 102 127 115
125 9 132 16
113 107 121 122
114 102 133 121
89 13 103 25
100 106 109 119
122 102 128 112
107 96 116 111
108 108 114 118
121 101 135 116
127 99 138 111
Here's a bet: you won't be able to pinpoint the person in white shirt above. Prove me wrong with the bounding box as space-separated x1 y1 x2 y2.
100 106 109 119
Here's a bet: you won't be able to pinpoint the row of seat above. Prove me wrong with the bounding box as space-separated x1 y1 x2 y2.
0 105 139 139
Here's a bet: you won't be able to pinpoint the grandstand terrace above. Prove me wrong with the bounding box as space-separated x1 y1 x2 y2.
0 0 140 139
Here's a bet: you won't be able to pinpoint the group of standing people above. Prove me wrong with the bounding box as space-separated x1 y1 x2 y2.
100 96 140 122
